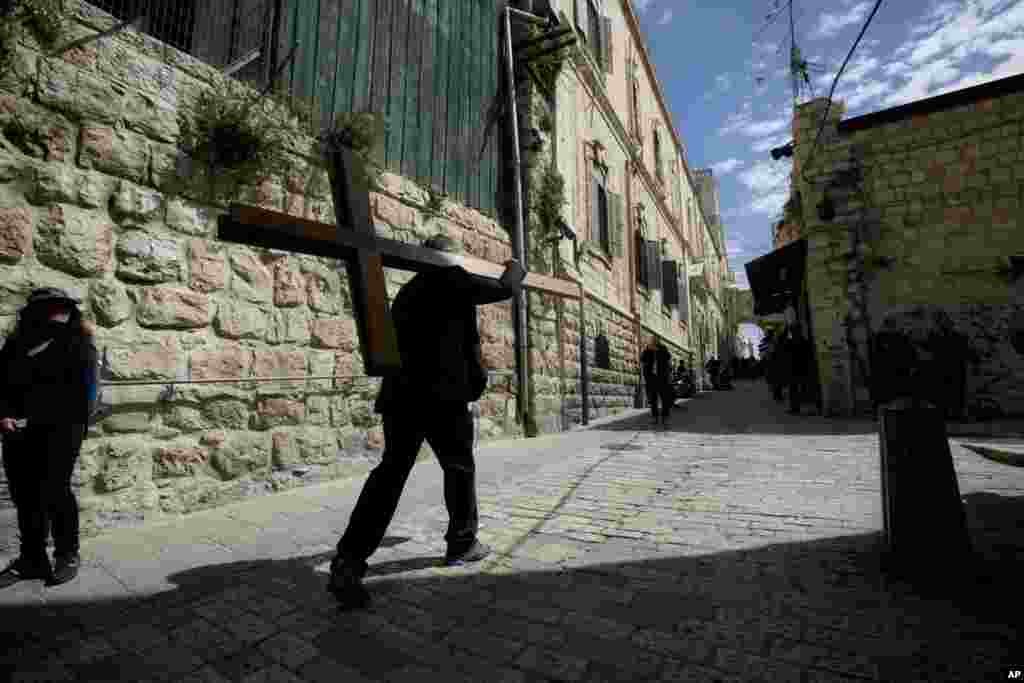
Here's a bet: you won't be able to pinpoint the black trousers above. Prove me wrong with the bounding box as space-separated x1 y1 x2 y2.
337 404 477 574
789 377 806 413
1 422 85 562
645 379 673 419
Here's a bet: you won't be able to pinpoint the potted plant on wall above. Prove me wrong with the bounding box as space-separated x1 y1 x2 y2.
175 81 302 204
319 110 388 221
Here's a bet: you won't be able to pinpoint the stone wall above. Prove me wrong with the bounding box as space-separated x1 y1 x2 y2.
794 84 1024 418
0 2 520 533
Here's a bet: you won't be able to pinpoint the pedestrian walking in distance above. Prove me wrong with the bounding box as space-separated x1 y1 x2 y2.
328 233 526 609
787 323 814 415
0 288 98 589
640 337 673 427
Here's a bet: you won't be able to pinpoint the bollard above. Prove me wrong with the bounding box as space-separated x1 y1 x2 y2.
878 400 973 578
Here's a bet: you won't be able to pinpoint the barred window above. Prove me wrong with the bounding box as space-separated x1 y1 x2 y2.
87 0 277 87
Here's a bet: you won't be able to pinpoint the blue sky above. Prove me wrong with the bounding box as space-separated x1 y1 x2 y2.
630 0 1024 350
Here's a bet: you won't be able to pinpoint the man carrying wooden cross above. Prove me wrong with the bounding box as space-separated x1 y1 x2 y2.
328 233 526 609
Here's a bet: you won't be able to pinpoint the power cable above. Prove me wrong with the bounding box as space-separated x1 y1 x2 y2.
800 0 885 184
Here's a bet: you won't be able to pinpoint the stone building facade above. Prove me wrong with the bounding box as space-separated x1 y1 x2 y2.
0 0 731 534
788 74 1024 419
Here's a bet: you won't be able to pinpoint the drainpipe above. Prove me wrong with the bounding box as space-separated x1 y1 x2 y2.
504 6 532 435
626 159 642 409
580 288 589 425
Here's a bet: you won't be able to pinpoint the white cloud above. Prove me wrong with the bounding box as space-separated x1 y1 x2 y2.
657 9 674 25
740 117 790 137
881 58 961 106
812 1 871 39
835 78 890 110
883 61 910 77
738 161 788 195
711 158 743 175
749 191 789 215
736 160 791 217
900 0 1024 67
716 101 755 136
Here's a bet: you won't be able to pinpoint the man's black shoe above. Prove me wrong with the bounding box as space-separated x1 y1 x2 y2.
445 541 492 566
327 556 370 609
50 553 80 586
0 557 51 589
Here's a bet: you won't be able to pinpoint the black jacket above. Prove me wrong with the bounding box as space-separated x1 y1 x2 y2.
640 344 672 384
374 266 519 413
0 328 97 427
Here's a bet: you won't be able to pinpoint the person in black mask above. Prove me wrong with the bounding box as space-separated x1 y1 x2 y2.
0 288 98 588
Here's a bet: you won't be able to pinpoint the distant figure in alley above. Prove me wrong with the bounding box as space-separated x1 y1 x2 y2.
328 233 526 609
641 337 673 427
0 288 98 589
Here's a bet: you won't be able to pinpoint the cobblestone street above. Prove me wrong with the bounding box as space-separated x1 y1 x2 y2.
2 381 1022 682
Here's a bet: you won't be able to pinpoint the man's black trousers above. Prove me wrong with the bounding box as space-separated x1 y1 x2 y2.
1 423 85 563
645 379 673 419
337 404 478 573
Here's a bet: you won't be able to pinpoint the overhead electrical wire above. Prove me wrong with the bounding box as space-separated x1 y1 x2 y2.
800 0 886 184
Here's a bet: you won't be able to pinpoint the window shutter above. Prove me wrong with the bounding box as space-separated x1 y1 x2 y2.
601 16 613 73
609 191 623 258
680 264 690 322
662 261 678 307
646 240 661 291
635 231 647 287
590 174 601 244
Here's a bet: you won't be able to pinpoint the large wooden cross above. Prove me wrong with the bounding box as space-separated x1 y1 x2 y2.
217 146 579 376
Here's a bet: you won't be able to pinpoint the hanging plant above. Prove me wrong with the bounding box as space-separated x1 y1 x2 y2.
523 24 570 98
320 110 388 189
175 80 304 202
536 163 566 238
0 0 67 84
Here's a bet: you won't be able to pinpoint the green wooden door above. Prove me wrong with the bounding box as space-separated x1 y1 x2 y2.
277 0 500 217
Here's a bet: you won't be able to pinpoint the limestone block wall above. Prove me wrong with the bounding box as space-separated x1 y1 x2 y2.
0 2 519 534
795 85 1024 418
576 296 638 423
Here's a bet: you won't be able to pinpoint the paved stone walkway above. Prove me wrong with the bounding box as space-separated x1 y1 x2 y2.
2 381 1022 682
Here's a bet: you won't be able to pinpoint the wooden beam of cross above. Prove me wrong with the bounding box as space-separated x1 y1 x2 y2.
217 150 579 377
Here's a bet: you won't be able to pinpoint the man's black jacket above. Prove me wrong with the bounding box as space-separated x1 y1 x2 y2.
640 344 672 385
374 266 519 413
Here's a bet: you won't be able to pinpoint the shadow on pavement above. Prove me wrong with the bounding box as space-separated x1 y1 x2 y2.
2 524 1020 682
961 491 1024 566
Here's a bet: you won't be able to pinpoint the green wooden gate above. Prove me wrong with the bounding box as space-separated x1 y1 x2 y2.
276 0 501 217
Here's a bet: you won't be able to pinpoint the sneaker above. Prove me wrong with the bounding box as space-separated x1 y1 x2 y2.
0 557 52 589
327 556 370 609
445 541 492 566
50 553 80 586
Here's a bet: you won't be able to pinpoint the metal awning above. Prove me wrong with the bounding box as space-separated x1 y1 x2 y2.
744 239 807 316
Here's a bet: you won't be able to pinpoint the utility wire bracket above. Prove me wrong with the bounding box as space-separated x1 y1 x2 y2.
223 48 262 77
